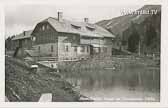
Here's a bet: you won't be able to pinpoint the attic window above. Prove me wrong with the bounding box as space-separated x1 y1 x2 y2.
86 26 95 31
46 25 50 30
71 24 81 30
42 25 45 31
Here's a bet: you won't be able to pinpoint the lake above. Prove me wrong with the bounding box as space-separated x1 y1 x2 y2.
62 62 160 102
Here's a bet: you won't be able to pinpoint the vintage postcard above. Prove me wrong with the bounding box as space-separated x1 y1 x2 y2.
5 4 161 102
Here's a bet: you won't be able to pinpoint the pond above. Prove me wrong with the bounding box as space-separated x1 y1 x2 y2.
63 63 160 102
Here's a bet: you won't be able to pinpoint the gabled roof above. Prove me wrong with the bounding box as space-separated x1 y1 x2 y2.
36 17 115 38
12 30 33 40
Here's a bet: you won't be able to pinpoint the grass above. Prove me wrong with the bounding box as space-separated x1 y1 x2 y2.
5 57 80 102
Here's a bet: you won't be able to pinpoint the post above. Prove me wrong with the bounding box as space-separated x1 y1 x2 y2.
99 38 101 60
55 36 57 62
138 71 142 86
138 39 141 56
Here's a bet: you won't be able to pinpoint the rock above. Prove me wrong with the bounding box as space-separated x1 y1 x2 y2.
38 93 52 102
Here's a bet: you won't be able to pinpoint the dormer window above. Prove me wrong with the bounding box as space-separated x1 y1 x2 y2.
71 24 81 30
86 25 95 31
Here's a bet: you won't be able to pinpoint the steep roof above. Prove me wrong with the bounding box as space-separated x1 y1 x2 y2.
38 17 115 38
12 30 33 40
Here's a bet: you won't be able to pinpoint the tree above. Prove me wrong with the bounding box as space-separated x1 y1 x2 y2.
127 23 140 53
5 35 15 50
145 24 157 47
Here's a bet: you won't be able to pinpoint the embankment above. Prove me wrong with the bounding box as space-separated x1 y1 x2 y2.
5 57 80 102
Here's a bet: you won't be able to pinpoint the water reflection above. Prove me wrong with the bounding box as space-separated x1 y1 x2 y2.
64 64 160 101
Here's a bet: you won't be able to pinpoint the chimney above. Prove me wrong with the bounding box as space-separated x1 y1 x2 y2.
84 18 89 23
58 12 63 21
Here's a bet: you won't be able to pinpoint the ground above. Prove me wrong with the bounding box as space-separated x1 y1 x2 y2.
5 56 80 102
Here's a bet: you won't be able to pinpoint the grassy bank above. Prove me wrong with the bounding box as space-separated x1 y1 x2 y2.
5 57 80 102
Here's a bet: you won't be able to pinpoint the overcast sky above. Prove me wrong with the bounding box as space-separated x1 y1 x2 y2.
5 4 143 38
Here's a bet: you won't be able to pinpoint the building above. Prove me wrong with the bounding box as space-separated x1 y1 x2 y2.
12 30 33 50
31 12 115 61
10 30 35 58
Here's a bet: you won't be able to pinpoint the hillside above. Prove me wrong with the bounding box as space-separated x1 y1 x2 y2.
5 56 80 102
96 5 161 54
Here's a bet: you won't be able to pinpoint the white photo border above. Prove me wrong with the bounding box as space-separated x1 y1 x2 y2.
1 0 168 107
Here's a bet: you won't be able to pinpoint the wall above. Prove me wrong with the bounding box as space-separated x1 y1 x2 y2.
12 38 32 50
80 37 104 45
80 36 113 56
33 43 58 57
12 40 19 50
57 33 90 61
21 38 32 49
33 22 58 45
32 22 59 58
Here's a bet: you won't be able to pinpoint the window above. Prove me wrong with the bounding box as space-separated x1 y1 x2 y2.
71 24 81 30
87 46 89 53
81 46 85 52
39 27 42 31
86 27 95 31
32 37 36 41
94 48 99 53
38 46 40 52
103 47 107 53
72 36 76 40
98 47 101 53
65 45 69 52
42 25 45 31
74 47 77 52
25 39 28 46
51 45 54 52
86 25 95 31
46 25 50 30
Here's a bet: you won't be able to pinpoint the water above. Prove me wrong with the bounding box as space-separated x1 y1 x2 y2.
63 63 160 102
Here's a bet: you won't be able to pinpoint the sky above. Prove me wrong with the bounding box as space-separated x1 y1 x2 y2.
5 4 143 38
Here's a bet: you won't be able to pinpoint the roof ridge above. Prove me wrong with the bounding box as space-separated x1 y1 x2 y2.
38 16 115 38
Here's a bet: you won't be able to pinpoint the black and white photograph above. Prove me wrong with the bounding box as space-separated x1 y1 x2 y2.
5 4 161 102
